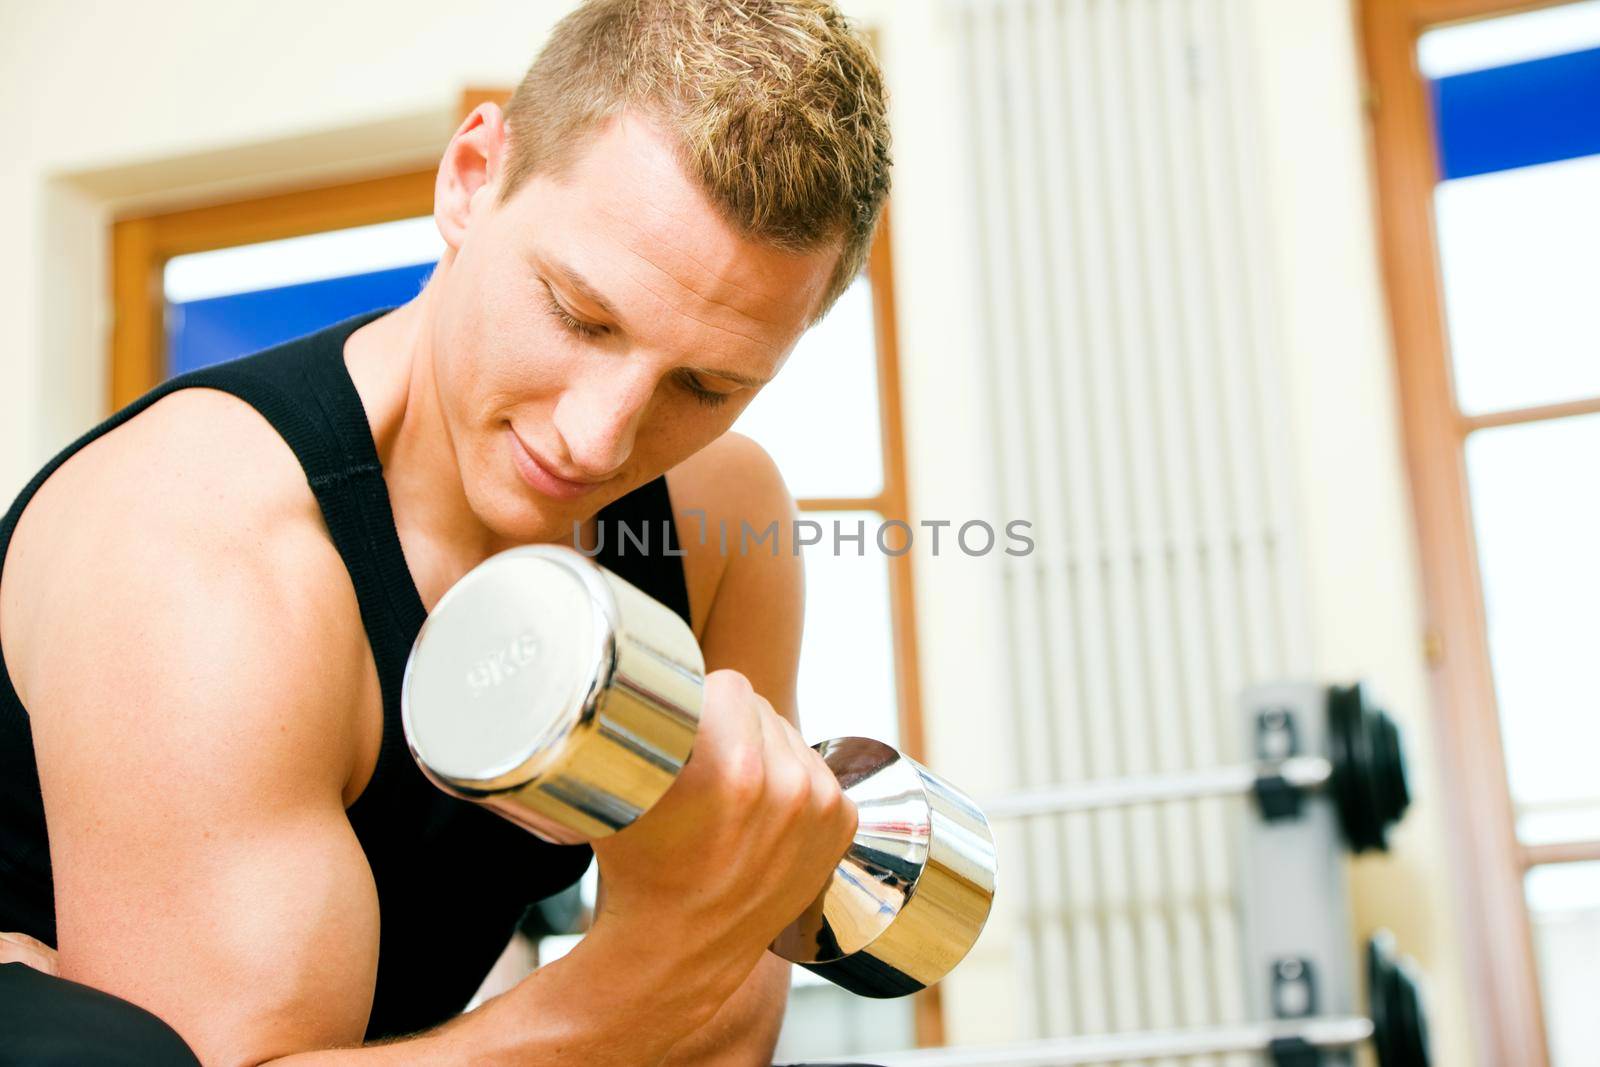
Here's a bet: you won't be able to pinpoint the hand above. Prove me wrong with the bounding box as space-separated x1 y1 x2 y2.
589 669 857 995
0 930 59 976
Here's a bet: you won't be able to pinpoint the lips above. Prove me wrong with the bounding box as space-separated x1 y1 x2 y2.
507 427 605 501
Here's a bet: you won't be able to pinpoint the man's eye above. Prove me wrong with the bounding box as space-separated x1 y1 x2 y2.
681 373 731 408
542 288 606 339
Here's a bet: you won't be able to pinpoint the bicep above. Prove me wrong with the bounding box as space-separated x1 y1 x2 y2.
47 796 381 1063
693 442 806 728
29 541 379 1064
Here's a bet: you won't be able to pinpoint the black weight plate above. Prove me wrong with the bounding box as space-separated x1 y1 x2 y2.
1369 931 1431 1067
1327 685 1412 852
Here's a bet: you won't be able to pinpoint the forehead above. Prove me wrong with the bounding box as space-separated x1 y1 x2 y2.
502 113 837 358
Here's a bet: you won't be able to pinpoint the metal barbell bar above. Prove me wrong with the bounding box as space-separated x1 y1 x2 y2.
818 1016 1372 1066
983 685 1412 853
817 935 1429 1067
983 756 1333 818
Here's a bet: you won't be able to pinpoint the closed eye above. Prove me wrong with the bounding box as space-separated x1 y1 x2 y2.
678 371 733 408
541 283 607 339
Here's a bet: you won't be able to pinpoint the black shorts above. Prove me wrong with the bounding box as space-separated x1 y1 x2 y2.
0 962 200 1066
0 960 885 1066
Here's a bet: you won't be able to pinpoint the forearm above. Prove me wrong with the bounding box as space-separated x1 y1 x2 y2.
263 924 732 1067
660 953 790 1067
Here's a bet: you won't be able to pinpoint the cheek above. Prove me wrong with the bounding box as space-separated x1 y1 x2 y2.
436 234 572 408
439 297 569 425
641 396 748 469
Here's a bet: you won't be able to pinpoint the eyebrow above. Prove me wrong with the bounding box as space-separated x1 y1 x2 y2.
544 258 622 321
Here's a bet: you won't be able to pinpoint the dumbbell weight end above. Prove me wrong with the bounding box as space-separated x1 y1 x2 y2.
773 737 997 997
402 544 706 844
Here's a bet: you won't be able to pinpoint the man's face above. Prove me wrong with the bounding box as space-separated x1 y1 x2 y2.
429 110 838 544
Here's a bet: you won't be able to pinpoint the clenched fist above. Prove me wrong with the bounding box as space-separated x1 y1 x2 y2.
589 669 856 998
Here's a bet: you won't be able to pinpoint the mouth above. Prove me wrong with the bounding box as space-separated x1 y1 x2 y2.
506 426 609 501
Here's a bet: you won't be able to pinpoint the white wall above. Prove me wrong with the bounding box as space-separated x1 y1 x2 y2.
0 0 1472 1061
0 0 577 495
879 0 1472 1060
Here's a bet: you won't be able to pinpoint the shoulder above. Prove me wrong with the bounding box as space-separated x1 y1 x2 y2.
667 432 804 711
3 387 371 794
668 430 793 529
666 431 800 634
14 387 322 554
8 387 345 607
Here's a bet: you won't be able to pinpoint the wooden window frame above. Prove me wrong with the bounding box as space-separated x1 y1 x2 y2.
110 168 437 410
1358 2 1599 1063
110 87 941 1047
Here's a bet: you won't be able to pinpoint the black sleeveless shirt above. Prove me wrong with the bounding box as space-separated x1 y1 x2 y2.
0 307 691 1040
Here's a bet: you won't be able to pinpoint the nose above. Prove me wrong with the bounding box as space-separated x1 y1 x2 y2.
551 363 655 478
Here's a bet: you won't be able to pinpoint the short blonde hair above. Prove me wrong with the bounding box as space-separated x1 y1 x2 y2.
498 0 892 320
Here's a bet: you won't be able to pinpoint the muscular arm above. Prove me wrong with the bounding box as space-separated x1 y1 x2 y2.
655 433 809 1065
7 395 738 1067
16 404 387 1063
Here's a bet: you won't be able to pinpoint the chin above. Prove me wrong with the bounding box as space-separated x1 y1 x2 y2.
497 497 579 547
458 472 568 548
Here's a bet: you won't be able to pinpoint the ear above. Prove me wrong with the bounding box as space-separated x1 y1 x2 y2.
435 103 509 252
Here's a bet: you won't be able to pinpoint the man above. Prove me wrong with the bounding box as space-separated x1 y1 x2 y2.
0 0 892 1062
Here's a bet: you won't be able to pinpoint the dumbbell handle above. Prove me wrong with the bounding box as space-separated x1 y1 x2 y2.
816 1015 1374 1066
982 755 1333 820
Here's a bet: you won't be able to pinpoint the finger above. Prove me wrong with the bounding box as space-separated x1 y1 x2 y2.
753 692 813 805
770 710 831 797
0 931 59 975
766 708 856 857
778 723 859 854
695 670 765 787
761 710 838 809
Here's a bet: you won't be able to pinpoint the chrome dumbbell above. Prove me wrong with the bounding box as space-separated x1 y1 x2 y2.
401 544 997 998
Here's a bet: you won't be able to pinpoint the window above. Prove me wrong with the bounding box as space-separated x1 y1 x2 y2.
110 168 437 409
1363 2 1600 1063
163 216 443 374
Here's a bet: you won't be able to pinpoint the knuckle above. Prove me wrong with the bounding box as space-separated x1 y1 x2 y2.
812 777 844 816
764 763 812 821
833 797 859 850
773 762 812 809
723 744 766 802
775 714 807 747
704 669 755 703
804 743 834 776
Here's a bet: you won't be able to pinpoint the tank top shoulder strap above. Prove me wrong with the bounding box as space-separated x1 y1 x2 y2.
0 308 427 878
5 308 424 672
180 311 431 798
180 310 430 678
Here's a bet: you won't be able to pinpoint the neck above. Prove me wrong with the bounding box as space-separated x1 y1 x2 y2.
343 279 583 607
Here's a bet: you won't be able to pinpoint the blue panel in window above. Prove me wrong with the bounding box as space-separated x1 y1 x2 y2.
166 261 436 378
1430 46 1600 180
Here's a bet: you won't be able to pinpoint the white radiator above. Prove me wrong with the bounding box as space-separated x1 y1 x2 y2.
948 0 1311 1058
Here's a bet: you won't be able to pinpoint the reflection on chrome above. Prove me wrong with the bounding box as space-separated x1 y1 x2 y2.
402 544 704 844
773 737 998 998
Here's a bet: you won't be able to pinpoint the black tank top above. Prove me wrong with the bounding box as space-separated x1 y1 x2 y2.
0 307 691 1040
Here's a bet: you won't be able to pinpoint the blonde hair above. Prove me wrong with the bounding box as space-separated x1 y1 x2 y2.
497 0 892 320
